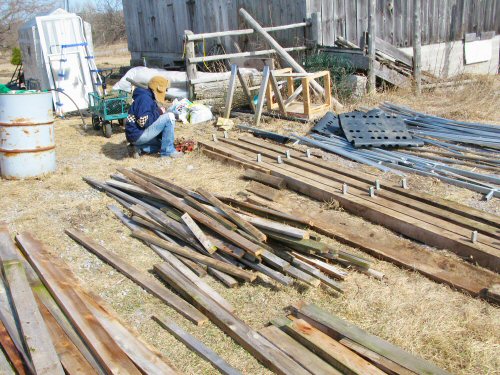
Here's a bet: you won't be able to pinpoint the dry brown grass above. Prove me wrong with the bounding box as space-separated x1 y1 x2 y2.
1 70 499 374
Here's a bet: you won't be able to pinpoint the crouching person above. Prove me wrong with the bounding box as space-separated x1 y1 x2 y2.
126 76 183 159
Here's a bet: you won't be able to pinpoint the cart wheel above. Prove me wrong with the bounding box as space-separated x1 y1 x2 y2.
92 115 101 130
118 118 125 126
102 121 113 138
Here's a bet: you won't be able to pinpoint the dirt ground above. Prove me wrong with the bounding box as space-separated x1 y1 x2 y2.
1 45 499 374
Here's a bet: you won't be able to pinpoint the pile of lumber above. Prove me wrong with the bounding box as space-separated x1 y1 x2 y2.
262 302 450 374
85 168 384 294
0 223 177 374
199 134 500 303
333 36 434 87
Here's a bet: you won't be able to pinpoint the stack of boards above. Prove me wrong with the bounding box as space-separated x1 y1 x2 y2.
85 168 383 294
263 302 450 375
0 224 177 374
0 168 449 374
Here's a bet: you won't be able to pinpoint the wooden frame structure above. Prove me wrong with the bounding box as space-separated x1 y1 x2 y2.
266 69 332 119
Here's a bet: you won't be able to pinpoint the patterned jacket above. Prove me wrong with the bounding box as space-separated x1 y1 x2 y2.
125 87 161 142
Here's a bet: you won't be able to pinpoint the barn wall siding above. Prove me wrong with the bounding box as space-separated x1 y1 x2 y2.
122 0 499 63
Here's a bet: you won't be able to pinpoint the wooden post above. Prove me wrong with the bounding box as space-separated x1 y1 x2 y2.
223 64 238 118
413 0 422 95
184 30 198 100
310 12 322 47
367 0 376 93
254 65 271 127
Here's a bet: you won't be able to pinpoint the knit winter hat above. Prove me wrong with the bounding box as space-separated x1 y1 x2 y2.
148 76 170 104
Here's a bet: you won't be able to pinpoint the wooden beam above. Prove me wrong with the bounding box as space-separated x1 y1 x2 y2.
186 22 309 41
292 303 450 375
198 140 500 297
118 169 265 257
272 317 386 375
153 316 241 375
65 228 207 325
36 299 98 375
2 260 65 375
236 136 500 238
150 245 234 312
183 195 238 231
197 187 267 242
237 68 256 112
133 230 256 282
223 64 238 118
181 213 217 254
201 148 270 174
206 139 500 272
15 232 142 375
78 291 178 375
259 325 341 375
269 70 286 113
339 337 414 375
243 169 286 189
148 261 310 375
0 320 27 375
375 36 413 67
254 65 270 127
246 181 281 201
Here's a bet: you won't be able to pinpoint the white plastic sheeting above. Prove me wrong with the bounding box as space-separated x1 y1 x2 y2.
113 66 260 100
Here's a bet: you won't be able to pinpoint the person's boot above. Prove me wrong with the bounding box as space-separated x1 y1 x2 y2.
127 144 140 159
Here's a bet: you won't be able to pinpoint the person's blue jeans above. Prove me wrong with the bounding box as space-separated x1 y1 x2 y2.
134 114 176 156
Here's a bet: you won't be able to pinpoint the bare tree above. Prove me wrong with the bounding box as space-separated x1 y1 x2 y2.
0 0 55 48
77 0 126 46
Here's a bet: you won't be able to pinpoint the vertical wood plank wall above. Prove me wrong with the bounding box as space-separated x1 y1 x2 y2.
310 0 500 48
122 0 500 59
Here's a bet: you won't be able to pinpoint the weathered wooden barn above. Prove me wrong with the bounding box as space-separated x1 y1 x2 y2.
122 0 500 76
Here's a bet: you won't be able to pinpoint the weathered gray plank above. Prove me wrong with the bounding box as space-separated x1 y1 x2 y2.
154 316 242 375
2 260 64 375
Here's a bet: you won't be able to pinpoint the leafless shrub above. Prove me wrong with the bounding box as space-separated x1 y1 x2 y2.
0 0 55 49
76 0 126 46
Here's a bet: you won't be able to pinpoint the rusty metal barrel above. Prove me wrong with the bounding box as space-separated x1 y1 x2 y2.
0 91 56 179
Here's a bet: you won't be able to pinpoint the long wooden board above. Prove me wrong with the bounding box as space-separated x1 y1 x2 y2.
0 225 105 375
199 140 500 299
65 228 207 325
227 137 500 244
243 169 286 189
119 169 265 257
2 260 65 375
0 320 26 375
181 213 218 254
272 317 386 375
200 140 500 273
150 244 234 312
339 337 414 375
78 290 178 375
153 316 242 375
237 136 500 232
197 187 267 242
149 261 311 375
36 299 98 375
292 303 450 375
259 325 342 375
15 232 142 375
133 230 256 282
